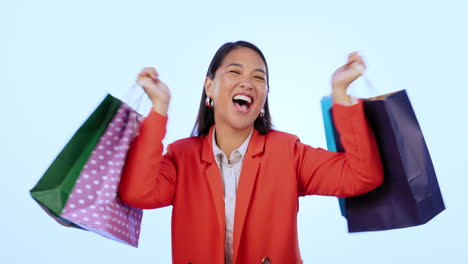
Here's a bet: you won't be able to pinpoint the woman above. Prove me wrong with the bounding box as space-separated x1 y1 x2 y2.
118 41 383 264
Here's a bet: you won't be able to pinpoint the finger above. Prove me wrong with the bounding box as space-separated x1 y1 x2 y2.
348 52 360 61
349 53 367 69
137 76 150 87
348 51 363 60
345 58 360 68
136 72 149 82
137 69 149 80
142 66 158 74
141 67 159 80
352 58 366 71
351 62 365 75
358 57 367 68
137 75 160 88
147 67 159 79
151 68 159 79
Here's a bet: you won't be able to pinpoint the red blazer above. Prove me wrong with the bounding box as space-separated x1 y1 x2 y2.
118 102 383 264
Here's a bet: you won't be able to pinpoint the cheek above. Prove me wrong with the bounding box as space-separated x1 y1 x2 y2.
212 86 229 106
257 90 268 107
214 77 235 99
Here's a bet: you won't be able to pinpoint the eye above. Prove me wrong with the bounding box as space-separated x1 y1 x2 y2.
229 70 241 75
254 76 265 81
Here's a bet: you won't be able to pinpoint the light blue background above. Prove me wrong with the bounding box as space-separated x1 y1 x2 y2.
2 0 467 263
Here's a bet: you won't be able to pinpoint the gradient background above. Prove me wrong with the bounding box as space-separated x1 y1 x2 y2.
2 0 467 263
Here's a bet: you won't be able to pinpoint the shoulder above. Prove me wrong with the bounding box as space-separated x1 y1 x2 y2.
168 136 205 152
261 130 302 161
264 129 299 144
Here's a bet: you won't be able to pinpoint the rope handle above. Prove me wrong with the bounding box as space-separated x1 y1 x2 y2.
123 82 152 116
350 61 378 98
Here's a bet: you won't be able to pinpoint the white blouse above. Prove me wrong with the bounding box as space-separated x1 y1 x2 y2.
212 128 253 264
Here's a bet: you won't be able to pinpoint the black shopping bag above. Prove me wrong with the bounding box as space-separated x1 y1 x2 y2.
322 90 445 232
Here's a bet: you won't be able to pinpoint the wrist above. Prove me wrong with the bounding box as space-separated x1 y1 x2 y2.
152 101 169 116
331 83 347 92
332 91 353 106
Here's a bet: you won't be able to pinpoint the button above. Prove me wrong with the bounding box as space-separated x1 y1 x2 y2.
262 256 271 264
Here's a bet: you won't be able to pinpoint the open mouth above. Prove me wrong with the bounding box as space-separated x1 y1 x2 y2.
232 94 253 112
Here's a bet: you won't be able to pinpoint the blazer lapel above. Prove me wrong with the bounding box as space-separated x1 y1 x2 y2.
233 130 265 263
202 127 226 236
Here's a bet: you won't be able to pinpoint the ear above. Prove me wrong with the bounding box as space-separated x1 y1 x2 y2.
204 77 214 98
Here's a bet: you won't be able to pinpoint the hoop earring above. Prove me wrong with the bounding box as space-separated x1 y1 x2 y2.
205 96 214 108
259 108 265 118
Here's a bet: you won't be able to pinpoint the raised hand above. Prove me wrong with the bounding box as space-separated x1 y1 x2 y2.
137 67 171 115
331 52 366 92
331 52 366 105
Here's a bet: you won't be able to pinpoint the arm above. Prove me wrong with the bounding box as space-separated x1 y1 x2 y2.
118 67 174 209
118 111 177 209
296 101 384 197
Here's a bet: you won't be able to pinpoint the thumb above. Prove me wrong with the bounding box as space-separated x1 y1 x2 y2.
351 62 365 75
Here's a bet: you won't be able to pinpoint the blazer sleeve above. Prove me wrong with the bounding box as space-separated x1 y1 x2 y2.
295 101 384 197
118 111 177 209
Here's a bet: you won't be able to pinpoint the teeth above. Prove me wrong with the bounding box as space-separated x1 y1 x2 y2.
233 95 252 104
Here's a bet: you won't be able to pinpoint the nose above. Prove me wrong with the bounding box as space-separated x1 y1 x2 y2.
239 80 254 90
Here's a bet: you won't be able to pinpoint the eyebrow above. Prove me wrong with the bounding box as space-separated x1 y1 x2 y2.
226 63 266 74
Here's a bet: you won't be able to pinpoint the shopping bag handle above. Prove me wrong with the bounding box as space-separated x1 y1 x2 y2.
123 83 152 116
347 61 380 99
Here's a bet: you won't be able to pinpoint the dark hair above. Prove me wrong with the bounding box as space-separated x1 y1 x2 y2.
191 41 273 136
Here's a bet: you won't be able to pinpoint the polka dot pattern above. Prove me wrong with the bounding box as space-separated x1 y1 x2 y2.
62 103 144 247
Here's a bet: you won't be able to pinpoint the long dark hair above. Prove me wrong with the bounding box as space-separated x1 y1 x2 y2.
191 41 273 136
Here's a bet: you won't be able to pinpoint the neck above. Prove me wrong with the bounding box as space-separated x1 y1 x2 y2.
214 123 253 158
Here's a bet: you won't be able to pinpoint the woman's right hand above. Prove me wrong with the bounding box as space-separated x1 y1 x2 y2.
137 67 171 116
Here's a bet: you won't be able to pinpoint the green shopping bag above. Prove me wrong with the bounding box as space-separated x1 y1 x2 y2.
30 94 122 228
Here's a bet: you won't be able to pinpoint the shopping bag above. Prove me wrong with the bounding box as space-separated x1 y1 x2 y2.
321 90 445 232
320 97 346 217
61 102 143 246
31 94 144 246
31 95 121 227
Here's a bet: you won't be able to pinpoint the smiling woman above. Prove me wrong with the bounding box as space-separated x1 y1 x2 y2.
193 41 273 139
117 40 384 264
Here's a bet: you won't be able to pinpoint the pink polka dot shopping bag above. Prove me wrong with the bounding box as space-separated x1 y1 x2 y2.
30 93 146 247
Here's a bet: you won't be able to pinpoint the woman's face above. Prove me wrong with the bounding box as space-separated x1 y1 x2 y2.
205 47 268 132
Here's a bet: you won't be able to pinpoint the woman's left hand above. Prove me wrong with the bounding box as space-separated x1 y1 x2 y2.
331 52 366 93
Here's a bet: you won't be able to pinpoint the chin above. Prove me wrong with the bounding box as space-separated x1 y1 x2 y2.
228 117 256 131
